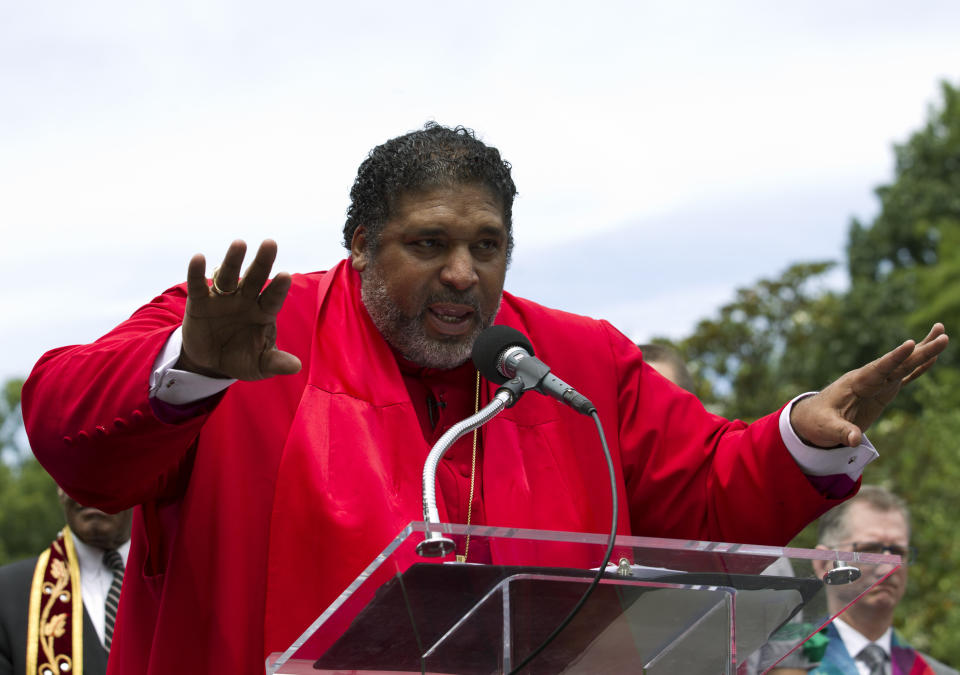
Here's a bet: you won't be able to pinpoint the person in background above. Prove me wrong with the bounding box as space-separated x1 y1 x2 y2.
0 489 132 675
809 485 957 675
638 343 696 393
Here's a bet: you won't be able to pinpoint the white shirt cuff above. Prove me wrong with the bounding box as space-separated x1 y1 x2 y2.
778 393 878 480
149 326 236 405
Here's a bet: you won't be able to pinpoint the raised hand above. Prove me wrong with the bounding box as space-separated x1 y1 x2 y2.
790 323 948 448
176 239 302 381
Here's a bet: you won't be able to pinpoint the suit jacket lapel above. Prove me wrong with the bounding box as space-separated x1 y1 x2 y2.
81 605 109 674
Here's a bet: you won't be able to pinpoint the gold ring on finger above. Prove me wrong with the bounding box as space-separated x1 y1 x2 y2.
211 267 239 296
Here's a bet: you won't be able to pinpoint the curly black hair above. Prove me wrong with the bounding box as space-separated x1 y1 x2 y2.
343 122 517 261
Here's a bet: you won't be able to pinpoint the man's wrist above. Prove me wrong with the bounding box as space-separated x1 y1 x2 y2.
779 394 878 479
174 349 230 380
150 326 236 405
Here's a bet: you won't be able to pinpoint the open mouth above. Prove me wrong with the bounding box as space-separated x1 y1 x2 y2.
427 304 476 336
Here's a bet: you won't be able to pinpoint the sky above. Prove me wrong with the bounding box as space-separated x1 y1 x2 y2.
2 1 960 382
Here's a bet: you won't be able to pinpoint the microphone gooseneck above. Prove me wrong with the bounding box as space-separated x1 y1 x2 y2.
416 388 517 557
417 326 619 671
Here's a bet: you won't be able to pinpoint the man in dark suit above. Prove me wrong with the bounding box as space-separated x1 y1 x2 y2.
0 488 131 675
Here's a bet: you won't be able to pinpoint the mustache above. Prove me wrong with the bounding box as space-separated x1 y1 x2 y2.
424 289 481 312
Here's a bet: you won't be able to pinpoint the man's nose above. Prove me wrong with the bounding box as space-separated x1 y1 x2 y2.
439 247 479 290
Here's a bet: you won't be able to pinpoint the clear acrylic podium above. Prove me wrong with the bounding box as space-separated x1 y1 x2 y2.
265 522 902 674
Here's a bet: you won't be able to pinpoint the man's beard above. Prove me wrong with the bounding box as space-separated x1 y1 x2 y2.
360 264 501 370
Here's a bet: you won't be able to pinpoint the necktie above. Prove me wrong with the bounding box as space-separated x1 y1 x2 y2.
858 643 888 675
102 549 125 651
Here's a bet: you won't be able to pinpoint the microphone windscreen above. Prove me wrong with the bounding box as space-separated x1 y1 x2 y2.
472 325 535 384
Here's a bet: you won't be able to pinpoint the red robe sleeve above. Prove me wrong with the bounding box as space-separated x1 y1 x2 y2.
604 321 849 545
22 285 206 511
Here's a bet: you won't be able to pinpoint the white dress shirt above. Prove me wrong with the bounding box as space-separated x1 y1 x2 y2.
69 532 131 648
834 617 893 675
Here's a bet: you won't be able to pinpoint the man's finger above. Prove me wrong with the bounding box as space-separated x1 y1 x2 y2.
215 240 248 295
901 355 939 386
186 254 210 298
821 417 863 448
887 334 949 382
794 399 865 448
844 425 863 448
260 348 302 377
917 322 946 346
258 272 292 315
859 339 916 384
240 240 278 299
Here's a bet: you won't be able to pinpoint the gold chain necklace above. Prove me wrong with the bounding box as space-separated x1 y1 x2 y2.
456 370 481 563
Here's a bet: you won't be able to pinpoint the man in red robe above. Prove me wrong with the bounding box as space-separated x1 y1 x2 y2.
21 123 948 674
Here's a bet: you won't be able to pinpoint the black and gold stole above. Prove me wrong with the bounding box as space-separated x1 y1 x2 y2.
26 526 84 675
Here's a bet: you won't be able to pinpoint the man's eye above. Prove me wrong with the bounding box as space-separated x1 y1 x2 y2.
412 239 439 249
474 240 498 251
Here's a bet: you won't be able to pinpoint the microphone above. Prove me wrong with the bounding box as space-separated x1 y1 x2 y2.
471 325 596 416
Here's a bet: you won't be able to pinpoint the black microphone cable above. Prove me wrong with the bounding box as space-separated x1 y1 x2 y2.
470 325 620 673
506 410 618 674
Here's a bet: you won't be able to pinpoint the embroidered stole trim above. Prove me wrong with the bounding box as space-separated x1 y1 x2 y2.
26 526 84 675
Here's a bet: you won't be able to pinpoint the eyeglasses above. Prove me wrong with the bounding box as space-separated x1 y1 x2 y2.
829 541 917 564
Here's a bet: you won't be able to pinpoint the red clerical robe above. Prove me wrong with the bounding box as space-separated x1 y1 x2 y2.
22 260 847 675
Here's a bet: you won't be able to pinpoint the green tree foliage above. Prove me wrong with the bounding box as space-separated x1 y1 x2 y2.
661 80 960 664
846 81 960 382
0 377 27 464
0 459 63 566
0 378 64 566
677 261 843 421
864 380 960 657
839 84 960 659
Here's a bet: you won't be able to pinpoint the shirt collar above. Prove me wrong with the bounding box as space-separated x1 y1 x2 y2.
69 531 131 573
835 616 893 659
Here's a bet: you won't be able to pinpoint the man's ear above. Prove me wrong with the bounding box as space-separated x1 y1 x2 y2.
350 227 369 272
